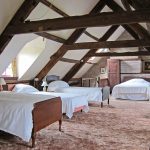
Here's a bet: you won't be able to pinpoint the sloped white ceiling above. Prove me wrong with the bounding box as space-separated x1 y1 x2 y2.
0 34 37 75
20 40 62 80
0 0 24 34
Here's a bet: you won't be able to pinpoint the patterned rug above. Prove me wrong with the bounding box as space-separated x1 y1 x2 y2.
0 98 150 150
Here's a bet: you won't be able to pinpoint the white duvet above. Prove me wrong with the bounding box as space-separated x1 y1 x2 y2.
50 87 102 102
0 91 56 142
32 91 89 119
112 78 150 100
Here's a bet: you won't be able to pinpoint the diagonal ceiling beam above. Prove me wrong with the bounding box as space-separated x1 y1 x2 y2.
37 0 99 41
5 9 150 35
105 0 150 51
0 0 39 54
121 0 132 11
36 32 66 43
36 0 106 80
122 25 139 39
63 25 119 82
128 0 150 9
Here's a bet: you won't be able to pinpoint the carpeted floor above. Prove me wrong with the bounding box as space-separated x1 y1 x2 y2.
0 98 150 150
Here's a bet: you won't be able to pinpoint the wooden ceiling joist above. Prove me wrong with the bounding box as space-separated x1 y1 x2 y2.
62 25 119 82
36 32 66 43
36 0 106 80
88 51 150 57
63 39 150 50
5 9 150 35
0 0 39 54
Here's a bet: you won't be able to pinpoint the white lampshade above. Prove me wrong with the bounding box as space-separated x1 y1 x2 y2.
41 81 48 87
0 78 6 85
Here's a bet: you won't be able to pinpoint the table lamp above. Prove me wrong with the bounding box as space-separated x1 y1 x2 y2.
41 81 48 92
0 77 6 91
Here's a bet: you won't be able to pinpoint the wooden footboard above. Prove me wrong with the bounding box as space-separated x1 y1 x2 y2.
32 97 62 147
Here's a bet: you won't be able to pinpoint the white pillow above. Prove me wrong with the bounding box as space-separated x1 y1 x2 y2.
47 80 69 92
12 84 39 93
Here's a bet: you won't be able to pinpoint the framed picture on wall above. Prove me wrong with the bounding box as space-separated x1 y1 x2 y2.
143 60 150 72
101 68 106 74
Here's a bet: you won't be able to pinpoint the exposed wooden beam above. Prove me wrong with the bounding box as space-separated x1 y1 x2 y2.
63 25 119 82
0 0 39 54
33 0 99 42
63 39 150 50
121 0 132 11
105 0 150 51
36 0 106 80
122 25 139 39
5 9 150 35
84 31 99 41
39 0 68 17
36 32 66 43
88 51 150 57
60 57 97 64
128 0 150 9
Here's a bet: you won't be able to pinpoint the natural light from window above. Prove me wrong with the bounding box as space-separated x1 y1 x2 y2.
88 48 109 62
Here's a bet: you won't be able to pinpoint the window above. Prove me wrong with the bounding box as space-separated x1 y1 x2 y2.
2 59 17 77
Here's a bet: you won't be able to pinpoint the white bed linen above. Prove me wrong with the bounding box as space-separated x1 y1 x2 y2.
0 91 55 142
48 87 102 102
112 79 150 100
32 91 89 119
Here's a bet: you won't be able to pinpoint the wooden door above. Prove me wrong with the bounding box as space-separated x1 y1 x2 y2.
107 59 120 89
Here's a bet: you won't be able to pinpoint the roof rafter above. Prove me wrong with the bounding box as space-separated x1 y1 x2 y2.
36 32 66 43
5 9 150 35
36 0 106 80
105 0 150 51
38 0 99 42
0 0 39 54
63 25 119 82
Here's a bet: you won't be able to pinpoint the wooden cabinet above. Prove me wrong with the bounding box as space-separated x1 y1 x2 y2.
107 59 120 89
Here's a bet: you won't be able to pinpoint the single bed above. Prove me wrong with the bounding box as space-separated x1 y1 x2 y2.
112 78 150 100
11 84 89 119
47 80 103 103
0 91 62 147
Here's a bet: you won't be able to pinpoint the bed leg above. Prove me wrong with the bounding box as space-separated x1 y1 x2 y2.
101 102 103 108
108 98 109 105
59 119 62 131
31 132 36 148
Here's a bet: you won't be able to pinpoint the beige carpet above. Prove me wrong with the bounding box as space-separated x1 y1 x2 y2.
0 98 150 150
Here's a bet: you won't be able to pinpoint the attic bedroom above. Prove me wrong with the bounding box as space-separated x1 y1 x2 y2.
0 0 150 149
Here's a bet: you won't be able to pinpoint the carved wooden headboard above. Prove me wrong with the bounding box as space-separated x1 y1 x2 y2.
46 75 60 84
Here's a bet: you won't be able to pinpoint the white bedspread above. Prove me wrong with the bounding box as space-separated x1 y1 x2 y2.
32 92 89 119
112 79 150 100
51 87 102 102
0 91 55 142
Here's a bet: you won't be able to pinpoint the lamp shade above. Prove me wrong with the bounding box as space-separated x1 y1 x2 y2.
41 81 48 87
0 78 6 85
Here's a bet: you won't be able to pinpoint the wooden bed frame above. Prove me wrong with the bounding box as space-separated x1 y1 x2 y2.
3 83 62 147
31 97 62 147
